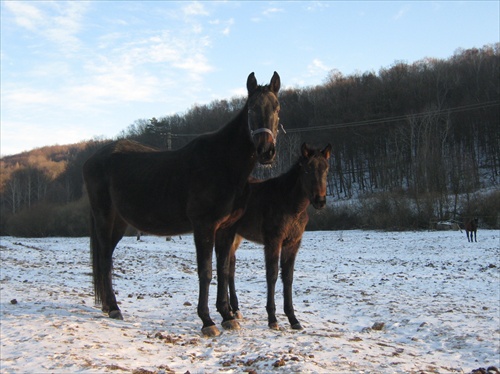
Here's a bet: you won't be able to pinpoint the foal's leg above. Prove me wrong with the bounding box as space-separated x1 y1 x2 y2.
228 236 244 319
281 242 303 330
215 228 240 330
264 241 281 330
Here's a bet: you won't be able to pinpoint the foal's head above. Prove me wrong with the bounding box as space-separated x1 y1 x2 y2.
299 143 332 209
246 72 281 165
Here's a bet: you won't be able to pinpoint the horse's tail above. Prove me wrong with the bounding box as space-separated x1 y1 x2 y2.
89 211 104 305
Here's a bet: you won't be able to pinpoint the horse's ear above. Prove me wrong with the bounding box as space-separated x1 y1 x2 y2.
247 72 257 95
322 143 332 160
301 142 311 158
270 71 280 94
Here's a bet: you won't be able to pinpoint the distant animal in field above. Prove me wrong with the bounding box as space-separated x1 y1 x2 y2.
465 218 478 242
83 71 281 337
217 143 331 330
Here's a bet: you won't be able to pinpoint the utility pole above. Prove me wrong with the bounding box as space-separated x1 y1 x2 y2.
167 132 172 150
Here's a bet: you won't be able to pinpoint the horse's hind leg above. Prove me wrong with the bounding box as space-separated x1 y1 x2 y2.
281 242 303 330
214 227 241 331
91 209 127 319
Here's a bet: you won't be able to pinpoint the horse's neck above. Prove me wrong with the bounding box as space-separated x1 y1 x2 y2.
210 102 256 189
224 102 250 140
221 103 255 166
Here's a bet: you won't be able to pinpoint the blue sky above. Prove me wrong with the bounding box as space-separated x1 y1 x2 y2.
1 1 499 156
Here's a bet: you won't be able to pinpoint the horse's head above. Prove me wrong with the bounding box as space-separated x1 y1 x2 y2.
246 71 281 165
299 143 332 209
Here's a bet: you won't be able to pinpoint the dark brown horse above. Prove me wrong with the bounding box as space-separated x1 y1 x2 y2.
218 143 331 330
83 72 281 337
465 218 478 242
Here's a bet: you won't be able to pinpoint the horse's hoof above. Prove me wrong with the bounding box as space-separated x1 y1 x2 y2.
269 322 280 330
222 319 241 331
201 325 221 337
291 323 303 330
109 310 124 320
234 310 244 320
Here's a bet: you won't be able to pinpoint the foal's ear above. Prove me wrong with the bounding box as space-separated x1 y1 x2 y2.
270 71 281 94
247 72 258 95
322 143 332 160
301 142 311 158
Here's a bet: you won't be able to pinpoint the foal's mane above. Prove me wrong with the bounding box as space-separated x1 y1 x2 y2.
250 147 324 187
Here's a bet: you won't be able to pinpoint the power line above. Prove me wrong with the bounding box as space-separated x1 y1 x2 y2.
285 100 499 134
163 100 499 138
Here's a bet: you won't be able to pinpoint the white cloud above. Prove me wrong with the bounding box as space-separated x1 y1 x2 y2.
3 87 56 106
4 1 88 53
2 1 220 155
263 7 284 17
308 58 330 76
4 1 44 31
393 5 411 20
252 6 284 22
174 54 213 77
305 2 331 12
182 2 209 16
222 18 234 36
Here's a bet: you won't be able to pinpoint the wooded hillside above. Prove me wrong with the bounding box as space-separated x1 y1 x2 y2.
1 45 499 236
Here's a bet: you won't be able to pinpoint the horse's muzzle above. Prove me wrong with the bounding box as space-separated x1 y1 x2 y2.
257 143 276 165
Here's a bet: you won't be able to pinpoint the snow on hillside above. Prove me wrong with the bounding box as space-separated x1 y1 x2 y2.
1 230 499 373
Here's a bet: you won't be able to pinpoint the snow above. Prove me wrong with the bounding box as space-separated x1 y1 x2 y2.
1 230 499 373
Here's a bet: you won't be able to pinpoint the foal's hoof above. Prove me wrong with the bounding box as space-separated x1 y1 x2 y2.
221 319 241 331
291 322 303 330
269 322 280 330
109 310 124 320
234 310 244 320
201 325 221 337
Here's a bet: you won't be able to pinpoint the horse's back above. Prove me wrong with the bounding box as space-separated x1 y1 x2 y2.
83 140 193 235
465 218 478 231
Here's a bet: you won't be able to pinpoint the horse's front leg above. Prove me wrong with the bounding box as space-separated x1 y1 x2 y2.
281 242 303 330
215 228 241 330
193 225 220 337
264 241 281 330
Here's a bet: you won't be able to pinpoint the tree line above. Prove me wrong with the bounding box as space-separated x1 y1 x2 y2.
1 44 499 236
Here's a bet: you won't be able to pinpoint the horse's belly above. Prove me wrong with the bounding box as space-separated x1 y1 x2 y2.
113 192 192 236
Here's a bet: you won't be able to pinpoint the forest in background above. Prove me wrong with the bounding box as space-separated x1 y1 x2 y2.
1 44 499 236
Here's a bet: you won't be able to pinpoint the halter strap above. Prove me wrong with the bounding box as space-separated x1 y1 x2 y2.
250 127 276 143
248 114 285 145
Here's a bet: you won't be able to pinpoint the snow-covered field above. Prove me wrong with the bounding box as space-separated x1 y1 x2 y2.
1 230 499 373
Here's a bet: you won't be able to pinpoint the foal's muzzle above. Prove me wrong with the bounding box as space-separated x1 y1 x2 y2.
311 195 326 209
